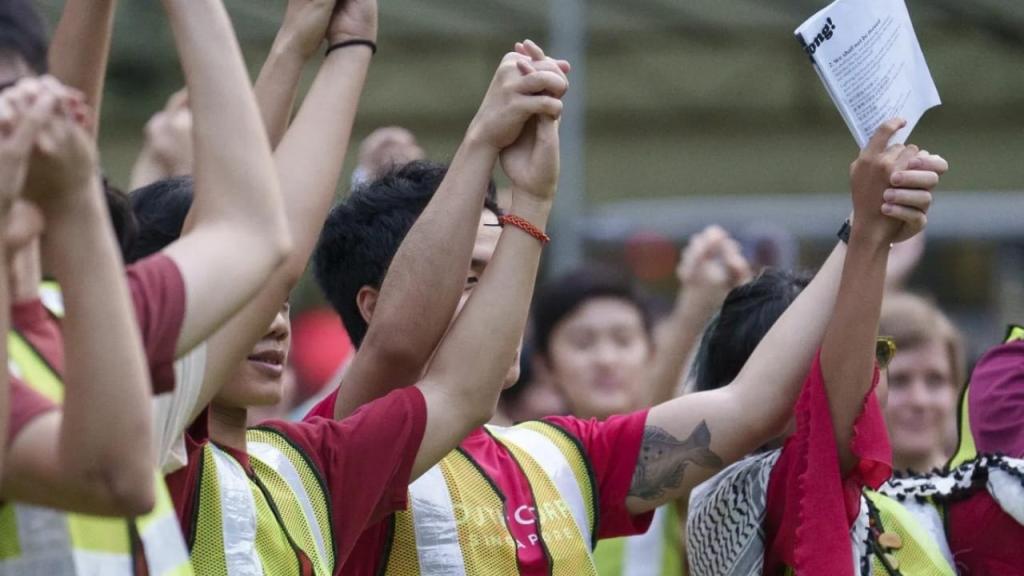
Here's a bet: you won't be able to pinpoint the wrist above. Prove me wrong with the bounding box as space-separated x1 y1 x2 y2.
507 192 553 230
268 36 311 66
464 123 502 157
40 179 103 222
327 28 378 47
677 291 719 323
849 221 892 252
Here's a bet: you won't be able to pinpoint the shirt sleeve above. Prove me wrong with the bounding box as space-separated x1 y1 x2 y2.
10 299 64 372
7 377 58 444
303 387 339 421
126 254 187 395
762 352 891 575
266 387 427 561
543 410 654 539
153 343 208 474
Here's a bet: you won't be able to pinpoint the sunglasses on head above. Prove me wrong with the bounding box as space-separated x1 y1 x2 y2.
876 336 896 369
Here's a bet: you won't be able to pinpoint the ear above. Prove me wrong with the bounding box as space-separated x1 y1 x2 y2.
356 285 380 325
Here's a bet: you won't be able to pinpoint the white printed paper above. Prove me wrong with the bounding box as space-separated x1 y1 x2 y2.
795 0 940 148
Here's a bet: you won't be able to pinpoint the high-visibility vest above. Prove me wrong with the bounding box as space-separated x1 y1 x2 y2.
592 503 683 576
186 427 335 575
381 421 598 576
0 326 192 576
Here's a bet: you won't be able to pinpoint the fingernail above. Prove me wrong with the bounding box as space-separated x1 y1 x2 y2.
891 173 902 185
883 189 895 202
882 204 893 214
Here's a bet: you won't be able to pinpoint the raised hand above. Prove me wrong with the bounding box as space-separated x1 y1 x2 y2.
0 83 52 209
677 226 751 314
20 78 98 214
469 43 567 157
279 0 337 58
327 0 378 44
849 118 943 246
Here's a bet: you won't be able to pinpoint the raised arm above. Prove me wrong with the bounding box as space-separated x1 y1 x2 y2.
2 79 154 515
157 0 291 356
254 0 336 147
823 125 946 472
413 102 564 478
189 0 376 422
47 0 116 138
334 42 570 419
644 226 750 405
625 121 942 516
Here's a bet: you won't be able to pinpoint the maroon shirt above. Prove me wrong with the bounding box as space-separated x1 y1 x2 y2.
947 339 1024 573
306 389 654 576
165 387 427 572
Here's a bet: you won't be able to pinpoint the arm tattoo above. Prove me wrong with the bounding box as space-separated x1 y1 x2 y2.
629 420 723 501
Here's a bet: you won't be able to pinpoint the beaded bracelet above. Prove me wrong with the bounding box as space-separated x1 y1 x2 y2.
498 214 550 245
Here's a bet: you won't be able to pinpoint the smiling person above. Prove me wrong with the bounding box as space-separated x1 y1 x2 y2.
878 291 965 473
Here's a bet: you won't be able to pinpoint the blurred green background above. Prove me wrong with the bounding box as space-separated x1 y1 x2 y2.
34 0 1024 352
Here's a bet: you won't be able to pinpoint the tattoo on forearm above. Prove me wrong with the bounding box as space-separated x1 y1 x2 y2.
629 420 723 501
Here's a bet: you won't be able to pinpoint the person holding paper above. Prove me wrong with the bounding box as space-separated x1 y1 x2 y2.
686 119 958 576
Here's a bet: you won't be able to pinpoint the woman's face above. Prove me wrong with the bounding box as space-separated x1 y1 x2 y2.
545 298 652 419
884 339 958 467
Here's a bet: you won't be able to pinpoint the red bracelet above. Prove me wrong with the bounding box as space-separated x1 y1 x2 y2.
498 214 550 245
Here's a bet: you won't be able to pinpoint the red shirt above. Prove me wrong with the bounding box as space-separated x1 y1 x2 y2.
306 389 654 575
6 378 57 444
946 339 1024 573
763 354 891 575
11 254 187 394
165 387 427 572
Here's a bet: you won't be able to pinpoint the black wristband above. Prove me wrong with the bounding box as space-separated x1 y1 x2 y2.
837 218 852 244
325 39 377 57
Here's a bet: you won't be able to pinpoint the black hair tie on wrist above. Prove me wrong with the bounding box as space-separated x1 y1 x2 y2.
326 39 378 57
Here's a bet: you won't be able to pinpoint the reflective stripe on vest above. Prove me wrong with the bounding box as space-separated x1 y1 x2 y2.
190 435 334 575
1 328 192 576
383 421 596 576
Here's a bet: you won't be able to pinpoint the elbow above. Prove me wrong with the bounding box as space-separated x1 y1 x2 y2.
98 465 156 516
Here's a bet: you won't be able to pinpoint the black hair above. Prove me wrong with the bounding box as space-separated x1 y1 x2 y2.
531 267 653 359
103 179 139 260
313 160 500 348
693 268 811 393
126 176 194 263
0 0 48 76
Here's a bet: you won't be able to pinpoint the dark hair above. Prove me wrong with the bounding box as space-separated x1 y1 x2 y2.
104 179 138 259
0 0 48 76
693 268 811 392
313 160 500 348
532 267 653 358
126 176 194 263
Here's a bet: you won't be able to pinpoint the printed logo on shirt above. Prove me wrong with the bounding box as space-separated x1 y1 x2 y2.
452 497 576 550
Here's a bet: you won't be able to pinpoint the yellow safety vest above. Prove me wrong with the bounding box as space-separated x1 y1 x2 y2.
187 427 335 575
593 503 683 576
1 325 192 576
862 491 956 575
382 421 598 576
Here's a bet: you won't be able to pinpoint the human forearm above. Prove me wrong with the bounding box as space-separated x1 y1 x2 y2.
161 0 283 235
336 135 499 419
48 0 116 138
413 194 551 476
255 41 307 148
645 295 715 405
41 186 155 511
821 226 889 472
160 0 290 354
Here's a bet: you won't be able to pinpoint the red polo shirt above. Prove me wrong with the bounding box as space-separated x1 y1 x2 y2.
165 387 427 572
6 378 57 444
306 389 654 575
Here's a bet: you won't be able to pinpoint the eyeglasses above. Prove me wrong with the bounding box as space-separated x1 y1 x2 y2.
876 336 896 369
